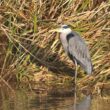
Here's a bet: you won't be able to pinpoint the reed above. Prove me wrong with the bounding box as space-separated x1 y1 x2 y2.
0 0 110 91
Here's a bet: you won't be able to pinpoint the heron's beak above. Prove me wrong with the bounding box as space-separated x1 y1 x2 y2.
49 28 62 33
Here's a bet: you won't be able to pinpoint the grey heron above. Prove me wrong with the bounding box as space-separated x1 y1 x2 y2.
50 25 93 84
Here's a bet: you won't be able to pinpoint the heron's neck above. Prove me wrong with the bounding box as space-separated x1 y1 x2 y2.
62 29 72 35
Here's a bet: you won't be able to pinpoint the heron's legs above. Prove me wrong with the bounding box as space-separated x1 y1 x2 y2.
74 59 78 85
74 60 77 110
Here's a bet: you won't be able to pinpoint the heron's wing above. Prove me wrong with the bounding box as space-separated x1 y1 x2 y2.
68 34 92 74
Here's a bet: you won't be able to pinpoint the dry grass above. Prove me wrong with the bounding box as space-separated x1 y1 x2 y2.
0 0 110 92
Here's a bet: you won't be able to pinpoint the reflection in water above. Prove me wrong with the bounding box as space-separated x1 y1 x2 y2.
75 95 91 110
0 87 110 110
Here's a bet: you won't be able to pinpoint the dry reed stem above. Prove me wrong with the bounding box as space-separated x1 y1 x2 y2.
0 0 110 91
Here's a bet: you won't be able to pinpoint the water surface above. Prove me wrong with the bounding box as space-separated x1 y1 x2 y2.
0 87 110 110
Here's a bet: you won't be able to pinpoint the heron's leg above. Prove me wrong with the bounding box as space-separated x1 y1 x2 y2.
74 59 78 85
74 60 77 110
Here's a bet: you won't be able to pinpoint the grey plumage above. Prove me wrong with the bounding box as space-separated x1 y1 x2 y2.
60 25 93 75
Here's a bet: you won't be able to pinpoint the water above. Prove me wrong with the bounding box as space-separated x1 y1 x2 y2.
0 87 110 110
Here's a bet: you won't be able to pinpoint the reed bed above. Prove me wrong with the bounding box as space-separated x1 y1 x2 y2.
0 0 110 93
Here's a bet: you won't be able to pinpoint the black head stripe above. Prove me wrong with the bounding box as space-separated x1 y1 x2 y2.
62 25 69 29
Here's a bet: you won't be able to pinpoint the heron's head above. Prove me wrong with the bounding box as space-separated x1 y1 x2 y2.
49 25 72 34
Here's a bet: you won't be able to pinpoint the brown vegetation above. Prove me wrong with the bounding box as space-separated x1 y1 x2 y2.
0 0 110 94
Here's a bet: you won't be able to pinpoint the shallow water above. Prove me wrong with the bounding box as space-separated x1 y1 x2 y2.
0 87 110 110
